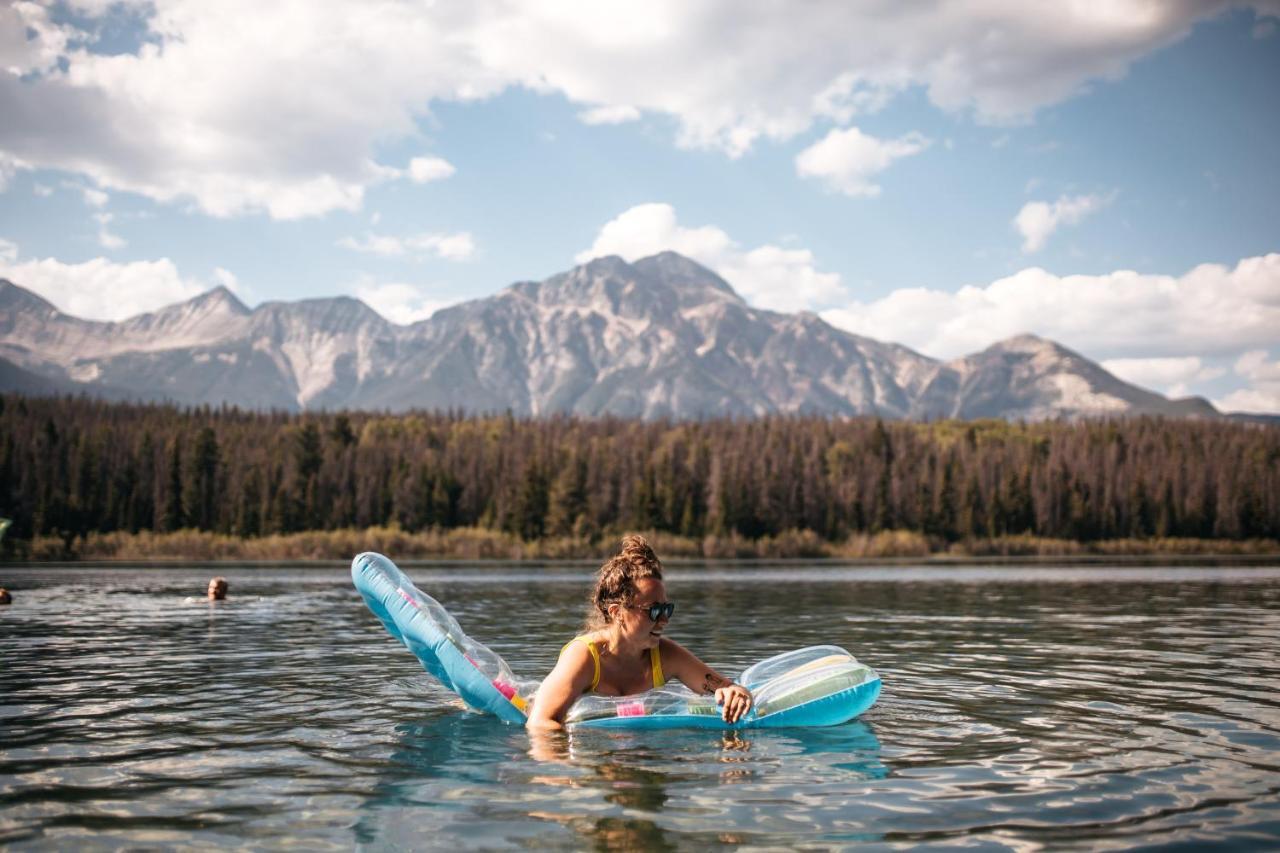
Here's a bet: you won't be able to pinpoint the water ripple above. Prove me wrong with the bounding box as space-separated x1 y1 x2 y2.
2 564 1279 848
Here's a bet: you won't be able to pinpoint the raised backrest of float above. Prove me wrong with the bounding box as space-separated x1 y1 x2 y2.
351 552 532 724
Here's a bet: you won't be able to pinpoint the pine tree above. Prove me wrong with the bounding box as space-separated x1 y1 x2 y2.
188 426 220 530
161 436 185 531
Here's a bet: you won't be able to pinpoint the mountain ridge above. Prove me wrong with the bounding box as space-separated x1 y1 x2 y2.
0 256 1222 420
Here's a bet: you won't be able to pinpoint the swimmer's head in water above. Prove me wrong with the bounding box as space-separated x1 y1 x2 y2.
587 534 664 630
207 577 228 600
0 587 10 605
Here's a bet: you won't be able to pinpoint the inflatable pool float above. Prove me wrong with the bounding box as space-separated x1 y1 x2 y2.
352 552 881 729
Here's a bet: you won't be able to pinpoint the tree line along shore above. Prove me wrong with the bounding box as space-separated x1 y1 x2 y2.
1 394 1277 561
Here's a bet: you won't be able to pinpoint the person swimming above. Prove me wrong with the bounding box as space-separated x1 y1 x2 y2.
207 577 228 601
526 535 753 730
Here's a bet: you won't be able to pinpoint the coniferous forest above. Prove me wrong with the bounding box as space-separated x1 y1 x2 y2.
1 393 1278 559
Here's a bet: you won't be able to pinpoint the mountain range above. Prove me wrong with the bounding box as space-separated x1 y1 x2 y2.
0 252 1220 420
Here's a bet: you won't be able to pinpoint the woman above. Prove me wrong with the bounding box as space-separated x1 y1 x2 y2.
526 535 753 730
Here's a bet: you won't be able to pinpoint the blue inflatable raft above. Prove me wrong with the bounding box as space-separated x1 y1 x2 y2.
352 552 881 730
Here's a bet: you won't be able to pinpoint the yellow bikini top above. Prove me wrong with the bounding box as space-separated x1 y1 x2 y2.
562 636 665 693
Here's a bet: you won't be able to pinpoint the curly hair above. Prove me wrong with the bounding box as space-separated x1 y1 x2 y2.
585 534 664 630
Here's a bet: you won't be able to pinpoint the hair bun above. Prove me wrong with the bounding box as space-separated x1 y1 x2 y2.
619 534 657 564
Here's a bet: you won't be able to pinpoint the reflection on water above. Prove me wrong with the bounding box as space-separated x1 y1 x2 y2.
2 564 1279 848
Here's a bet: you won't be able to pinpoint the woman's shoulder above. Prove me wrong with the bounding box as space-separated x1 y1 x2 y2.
655 636 701 676
657 636 690 655
555 634 603 691
559 633 603 659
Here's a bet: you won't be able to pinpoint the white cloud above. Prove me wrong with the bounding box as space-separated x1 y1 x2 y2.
351 277 458 325
820 253 1280 362
97 227 126 250
338 231 475 261
578 203 732 264
411 232 475 261
577 203 847 312
0 255 208 321
93 211 125 249
472 3 1264 155
0 151 27 193
0 1 494 219
720 246 848 311
578 104 641 125
1235 349 1280 383
1014 192 1113 253
1214 349 1280 413
33 183 53 197
0 237 17 262
211 266 244 296
60 179 110 206
337 233 407 258
1 2 1267 215
1100 356 1225 397
795 127 929 197
1216 387 1280 413
0 2 72 77
810 72 899 125
408 156 456 183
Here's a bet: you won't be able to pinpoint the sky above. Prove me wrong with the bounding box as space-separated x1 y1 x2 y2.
1 1 1278 412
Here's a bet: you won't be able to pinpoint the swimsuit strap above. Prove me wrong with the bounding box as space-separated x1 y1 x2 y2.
561 637 662 692
650 643 665 688
562 636 601 692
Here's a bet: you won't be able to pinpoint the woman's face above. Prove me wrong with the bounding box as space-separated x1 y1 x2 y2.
613 577 670 649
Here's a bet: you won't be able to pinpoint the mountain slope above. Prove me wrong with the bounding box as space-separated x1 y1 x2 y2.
0 261 1222 420
915 335 1218 420
382 252 938 417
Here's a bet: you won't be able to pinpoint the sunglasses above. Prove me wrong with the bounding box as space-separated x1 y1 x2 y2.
628 601 675 622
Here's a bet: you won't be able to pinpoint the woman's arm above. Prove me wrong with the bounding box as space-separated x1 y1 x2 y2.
659 638 754 723
526 641 596 731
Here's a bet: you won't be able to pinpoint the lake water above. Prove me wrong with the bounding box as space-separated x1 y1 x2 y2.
2 562 1279 849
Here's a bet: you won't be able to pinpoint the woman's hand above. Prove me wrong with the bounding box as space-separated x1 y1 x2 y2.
715 683 753 724
662 642 755 725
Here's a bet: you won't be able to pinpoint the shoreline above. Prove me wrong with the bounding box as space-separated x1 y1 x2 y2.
7 553 1278 569
6 526 1278 565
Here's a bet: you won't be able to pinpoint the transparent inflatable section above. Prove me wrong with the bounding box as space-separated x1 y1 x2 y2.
397 582 465 643
741 646 877 719
564 644 879 725
453 634 540 712
565 685 721 725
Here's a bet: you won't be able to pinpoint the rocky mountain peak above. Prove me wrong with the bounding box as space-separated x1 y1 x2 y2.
511 253 745 327
984 333 1060 355
190 285 251 316
0 279 61 317
251 295 387 330
115 284 256 352
955 334 1087 377
633 251 741 300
